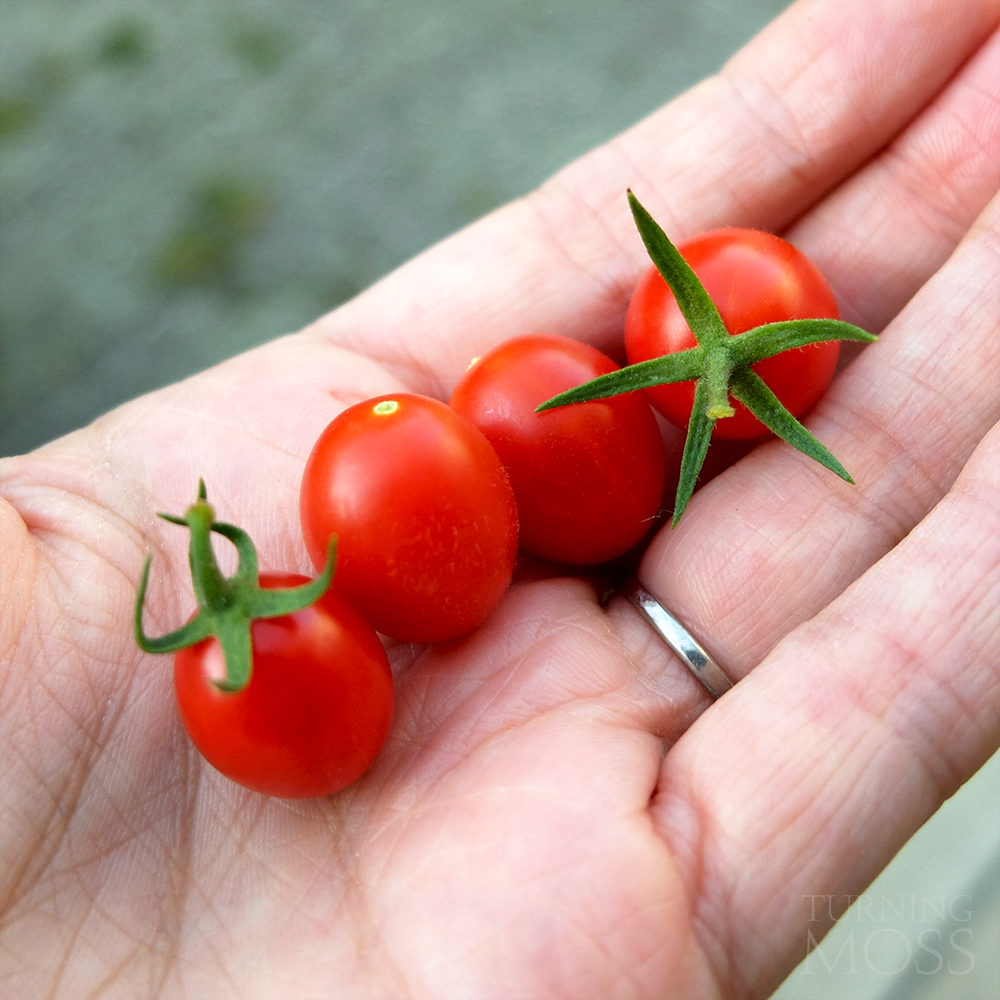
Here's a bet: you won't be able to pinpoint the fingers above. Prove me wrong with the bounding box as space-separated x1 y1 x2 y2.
788 19 1000 333
636 192 999 676
653 417 1000 998
656 0 997 235
308 0 999 394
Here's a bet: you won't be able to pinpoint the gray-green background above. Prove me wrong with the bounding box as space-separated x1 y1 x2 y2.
1 3 996 999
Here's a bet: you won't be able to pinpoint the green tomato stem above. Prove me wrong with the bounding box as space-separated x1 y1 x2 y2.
535 347 702 411
729 369 854 483
731 319 876 366
627 190 730 348
673 381 716 527
537 191 878 525
135 482 338 692
704 345 736 420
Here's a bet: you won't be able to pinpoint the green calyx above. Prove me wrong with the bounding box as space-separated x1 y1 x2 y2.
134 480 337 692
537 190 877 525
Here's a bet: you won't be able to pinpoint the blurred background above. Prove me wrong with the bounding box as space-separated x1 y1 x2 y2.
1 2 996 998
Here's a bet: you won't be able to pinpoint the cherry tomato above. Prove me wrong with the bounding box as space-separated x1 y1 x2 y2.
449 333 666 565
173 575 393 799
300 394 518 643
625 228 841 439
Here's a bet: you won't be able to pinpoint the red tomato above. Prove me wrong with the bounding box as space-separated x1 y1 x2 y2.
174 575 393 798
300 394 518 643
449 333 666 565
625 228 840 439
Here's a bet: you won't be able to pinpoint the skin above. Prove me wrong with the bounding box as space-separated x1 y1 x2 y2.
1 1 998 997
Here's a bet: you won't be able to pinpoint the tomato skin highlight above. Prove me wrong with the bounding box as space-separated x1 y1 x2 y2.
625 228 841 440
300 393 518 643
450 333 667 565
173 575 393 799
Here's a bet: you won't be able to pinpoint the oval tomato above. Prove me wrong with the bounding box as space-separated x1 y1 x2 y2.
300 393 518 643
625 228 840 439
174 574 393 799
449 333 666 565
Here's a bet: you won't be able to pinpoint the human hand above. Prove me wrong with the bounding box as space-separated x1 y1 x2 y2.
2 1 997 997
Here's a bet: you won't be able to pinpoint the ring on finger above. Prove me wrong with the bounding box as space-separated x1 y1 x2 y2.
621 575 734 699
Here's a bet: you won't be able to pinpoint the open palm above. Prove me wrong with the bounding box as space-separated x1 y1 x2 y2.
2 3 998 998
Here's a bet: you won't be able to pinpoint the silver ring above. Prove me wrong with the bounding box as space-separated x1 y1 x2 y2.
620 575 734 699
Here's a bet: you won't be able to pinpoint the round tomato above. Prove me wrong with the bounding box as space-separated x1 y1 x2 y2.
449 333 667 565
625 228 840 439
174 575 393 799
300 393 518 643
